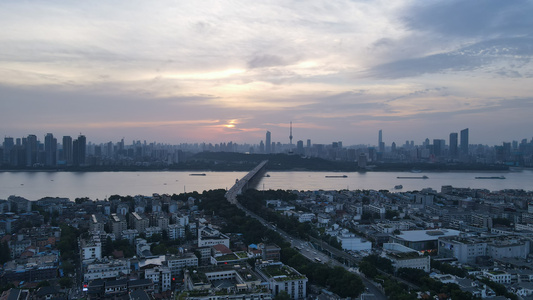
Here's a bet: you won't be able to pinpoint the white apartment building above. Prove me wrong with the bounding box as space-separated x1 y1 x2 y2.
83 259 130 281
198 226 230 248
121 229 138 244
80 239 102 264
438 237 488 264
364 204 386 217
145 226 162 238
297 213 315 223
256 262 307 300
167 253 198 275
167 224 186 240
111 214 127 239
145 266 171 292
483 271 512 284
173 214 189 227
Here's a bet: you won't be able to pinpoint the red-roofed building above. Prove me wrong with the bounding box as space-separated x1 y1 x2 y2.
212 244 232 257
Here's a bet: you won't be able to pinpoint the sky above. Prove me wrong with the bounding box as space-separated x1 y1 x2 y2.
1 0 532 147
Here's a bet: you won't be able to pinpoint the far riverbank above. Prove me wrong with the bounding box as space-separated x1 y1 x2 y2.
1 169 532 201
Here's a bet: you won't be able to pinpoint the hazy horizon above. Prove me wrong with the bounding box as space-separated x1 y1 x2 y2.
1 1 532 145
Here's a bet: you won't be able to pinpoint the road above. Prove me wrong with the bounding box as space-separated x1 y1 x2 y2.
227 190 386 300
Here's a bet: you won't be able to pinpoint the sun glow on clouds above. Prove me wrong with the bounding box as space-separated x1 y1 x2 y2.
224 119 237 128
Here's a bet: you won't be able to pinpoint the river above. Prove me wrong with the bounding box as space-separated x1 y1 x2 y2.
1 169 532 200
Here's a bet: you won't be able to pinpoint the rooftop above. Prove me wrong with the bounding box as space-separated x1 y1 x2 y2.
259 264 306 281
395 229 461 242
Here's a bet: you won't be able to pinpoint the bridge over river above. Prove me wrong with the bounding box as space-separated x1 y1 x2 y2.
225 160 268 204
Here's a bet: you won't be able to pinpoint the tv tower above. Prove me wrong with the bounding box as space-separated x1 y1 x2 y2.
289 121 293 146
289 121 294 154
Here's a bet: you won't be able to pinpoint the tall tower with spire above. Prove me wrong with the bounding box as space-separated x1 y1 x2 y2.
289 122 293 146
289 122 294 154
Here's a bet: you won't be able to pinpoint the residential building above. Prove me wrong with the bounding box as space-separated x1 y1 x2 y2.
130 212 149 233
80 238 102 264
167 224 186 240
145 266 171 293
198 225 230 248
256 262 307 300
382 243 430 272
166 253 198 275
83 258 131 281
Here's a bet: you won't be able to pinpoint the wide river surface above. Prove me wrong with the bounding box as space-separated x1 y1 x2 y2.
1 169 532 200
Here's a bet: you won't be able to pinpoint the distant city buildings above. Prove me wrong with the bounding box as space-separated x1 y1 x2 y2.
1 126 533 167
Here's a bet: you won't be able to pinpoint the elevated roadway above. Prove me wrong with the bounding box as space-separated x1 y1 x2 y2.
225 160 268 204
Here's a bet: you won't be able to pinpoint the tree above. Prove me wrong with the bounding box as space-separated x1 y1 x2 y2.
274 291 291 300
75 197 89 204
0 241 11 264
59 277 73 288
103 236 114 256
385 210 399 220
62 260 75 275
359 261 378 278
492 217 511 227
37 280 51 288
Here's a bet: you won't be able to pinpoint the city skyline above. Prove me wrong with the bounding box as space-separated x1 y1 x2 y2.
1 1 533 145
4 126 533 150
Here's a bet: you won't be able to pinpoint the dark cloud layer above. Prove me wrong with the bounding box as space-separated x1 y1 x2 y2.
367 36 533 78
402 0 533 37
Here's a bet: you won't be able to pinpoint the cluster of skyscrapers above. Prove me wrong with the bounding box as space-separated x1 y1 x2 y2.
1 134 86 167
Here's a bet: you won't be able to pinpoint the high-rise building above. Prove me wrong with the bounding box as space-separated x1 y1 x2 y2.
25 134 38 167
265 131 271 154
259 140 265 153
63 136 73 164
296 140 304 155
449 133 458 157
3 137 14 164
78 135 86 165
433 139 445 157
73 139 80 166
358 153 367 169
44 133 57 166
378 130 384 152
460 128 469 155
72 135 87 166
307 139 311 148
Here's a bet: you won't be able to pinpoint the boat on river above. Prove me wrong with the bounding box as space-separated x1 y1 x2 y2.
397 175 429 179
325 175 348 178
475 176 505 179
394 185 403 189
189 173 206 176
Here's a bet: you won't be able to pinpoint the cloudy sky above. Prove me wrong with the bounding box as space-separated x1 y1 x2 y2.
1 0 532 146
